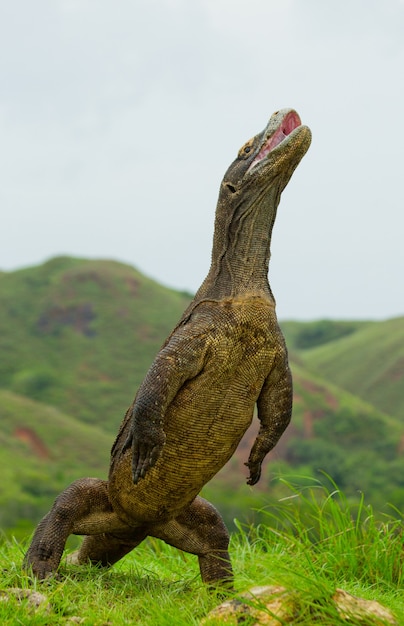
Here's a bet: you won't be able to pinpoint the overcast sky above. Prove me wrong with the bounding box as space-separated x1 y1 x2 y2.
1 0 403 320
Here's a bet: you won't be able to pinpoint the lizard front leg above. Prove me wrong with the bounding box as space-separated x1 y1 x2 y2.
246 350 293 485
121 383 168 484
122 324 211 484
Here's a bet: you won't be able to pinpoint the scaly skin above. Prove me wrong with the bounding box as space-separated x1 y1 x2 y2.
24 109 311 587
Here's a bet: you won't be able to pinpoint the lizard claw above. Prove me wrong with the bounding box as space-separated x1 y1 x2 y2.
121 432 133 455
244 461 262 486
131 427 166 484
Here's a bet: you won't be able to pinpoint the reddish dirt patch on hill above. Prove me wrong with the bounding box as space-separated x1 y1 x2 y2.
300 378 339 410
303 410 314 438
14 427 50 460
125 276 140 296
37 303 96 337
388 357 404 382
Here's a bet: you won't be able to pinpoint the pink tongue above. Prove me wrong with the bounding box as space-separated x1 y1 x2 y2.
251 110 301 167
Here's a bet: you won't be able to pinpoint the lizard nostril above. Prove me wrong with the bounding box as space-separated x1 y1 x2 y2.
226 183 237 193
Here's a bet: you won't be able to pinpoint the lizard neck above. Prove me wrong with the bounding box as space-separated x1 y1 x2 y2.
194 185 280 302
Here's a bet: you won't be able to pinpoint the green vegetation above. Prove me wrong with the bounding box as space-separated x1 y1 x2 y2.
0 256 190 432
0 257 403 540
0 257 403 622
299 316 404 417
281 318 371 351
0 480 403 624
0 389 110 540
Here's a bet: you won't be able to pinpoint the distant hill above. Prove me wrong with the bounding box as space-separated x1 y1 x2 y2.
0 389 111 537
297 317 404 419
1 257 403 535
0 256 191 432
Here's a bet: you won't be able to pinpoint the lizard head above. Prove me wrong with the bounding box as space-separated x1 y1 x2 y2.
206 109 311 295
220 109 311 197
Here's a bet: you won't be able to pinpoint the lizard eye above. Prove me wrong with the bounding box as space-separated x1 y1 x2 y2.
238 138 254 159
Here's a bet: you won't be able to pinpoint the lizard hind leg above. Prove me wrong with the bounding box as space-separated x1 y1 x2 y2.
24 477 132 579
69 527 148 568
150 496 233 589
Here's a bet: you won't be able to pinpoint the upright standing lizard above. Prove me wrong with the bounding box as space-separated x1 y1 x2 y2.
24 109 311 587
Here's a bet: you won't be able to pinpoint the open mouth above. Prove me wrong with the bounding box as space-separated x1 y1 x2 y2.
248 110 302 171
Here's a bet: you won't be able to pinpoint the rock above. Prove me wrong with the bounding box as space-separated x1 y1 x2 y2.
202 585 295 625
333 588 398 625
203 584 398 625
0 587 52 615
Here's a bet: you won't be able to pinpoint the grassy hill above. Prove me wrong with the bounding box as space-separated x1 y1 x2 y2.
296 316 404 419
0 256 191 432
281 318 374 352
0 389 111 538
0 257 403 538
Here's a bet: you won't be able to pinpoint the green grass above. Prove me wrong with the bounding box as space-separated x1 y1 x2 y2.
1 480 403 625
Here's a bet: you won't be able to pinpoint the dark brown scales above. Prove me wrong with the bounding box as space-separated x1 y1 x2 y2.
24 109 311 587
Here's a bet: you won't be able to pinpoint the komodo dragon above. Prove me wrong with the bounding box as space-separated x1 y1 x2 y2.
24 108 311 587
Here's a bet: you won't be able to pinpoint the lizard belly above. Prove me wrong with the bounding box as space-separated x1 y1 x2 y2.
109 337 273 526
